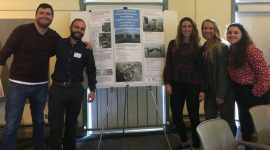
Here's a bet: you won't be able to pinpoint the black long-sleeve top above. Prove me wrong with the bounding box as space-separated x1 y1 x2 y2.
163 40 205 92
51 37 97 91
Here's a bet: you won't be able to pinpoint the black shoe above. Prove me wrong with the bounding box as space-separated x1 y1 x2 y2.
172 143 191 150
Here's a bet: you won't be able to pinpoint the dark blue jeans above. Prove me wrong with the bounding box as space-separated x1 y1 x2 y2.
2 81 48 150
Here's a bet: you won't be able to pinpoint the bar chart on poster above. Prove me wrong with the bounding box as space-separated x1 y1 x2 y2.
71 8 178 89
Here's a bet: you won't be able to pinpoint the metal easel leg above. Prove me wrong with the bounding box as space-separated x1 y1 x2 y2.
123 85 129 133
148 85 172 150
97 87 114 150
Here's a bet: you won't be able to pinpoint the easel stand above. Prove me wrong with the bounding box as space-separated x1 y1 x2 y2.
148 86 172 150
97 85 172 150
97 87 114 150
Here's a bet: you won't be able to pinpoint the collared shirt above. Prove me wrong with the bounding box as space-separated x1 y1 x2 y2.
163 40 205 92
51 37 97 91
228 44 270 97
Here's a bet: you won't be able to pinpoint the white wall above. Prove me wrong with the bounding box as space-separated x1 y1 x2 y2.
236 6 270 65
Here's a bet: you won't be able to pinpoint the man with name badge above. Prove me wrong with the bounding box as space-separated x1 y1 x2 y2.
48 18 97 150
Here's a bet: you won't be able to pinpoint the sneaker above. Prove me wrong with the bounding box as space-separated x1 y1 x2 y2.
172 143 191 150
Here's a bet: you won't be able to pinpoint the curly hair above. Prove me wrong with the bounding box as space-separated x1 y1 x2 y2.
201 19 223 63
226 23 253 69
174 17 201 58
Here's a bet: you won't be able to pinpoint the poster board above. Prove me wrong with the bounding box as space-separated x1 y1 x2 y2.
71 9 178 89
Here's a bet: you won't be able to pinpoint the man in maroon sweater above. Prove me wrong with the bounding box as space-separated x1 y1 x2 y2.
0 3 60 150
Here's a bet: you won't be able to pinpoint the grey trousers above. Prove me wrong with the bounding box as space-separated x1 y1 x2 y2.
204 84 237 136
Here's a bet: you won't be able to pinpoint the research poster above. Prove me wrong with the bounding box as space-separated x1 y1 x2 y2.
88 8 166 88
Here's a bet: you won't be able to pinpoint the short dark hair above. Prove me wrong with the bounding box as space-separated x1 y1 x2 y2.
70 18 86 28
36 3 54 17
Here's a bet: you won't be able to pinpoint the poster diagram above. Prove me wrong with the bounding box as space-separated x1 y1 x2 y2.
88 8 166 88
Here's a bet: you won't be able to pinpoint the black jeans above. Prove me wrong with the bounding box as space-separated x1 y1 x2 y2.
170 81 201 148
48 84 85 150
234 82 270 150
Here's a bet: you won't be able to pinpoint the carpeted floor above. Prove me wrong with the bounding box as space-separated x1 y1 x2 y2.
0 126 246 150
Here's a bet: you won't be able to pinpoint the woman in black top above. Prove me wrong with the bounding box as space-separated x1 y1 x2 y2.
163 17 205 150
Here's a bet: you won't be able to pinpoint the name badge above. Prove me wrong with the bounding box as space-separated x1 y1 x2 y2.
74 52 82 58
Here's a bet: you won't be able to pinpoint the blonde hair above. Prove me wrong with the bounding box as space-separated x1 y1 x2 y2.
201 19 223 62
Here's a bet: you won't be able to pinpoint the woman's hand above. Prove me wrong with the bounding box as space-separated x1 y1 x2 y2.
198 92 205 103
216 98 224 104
0 86 3 100
165 84 172 97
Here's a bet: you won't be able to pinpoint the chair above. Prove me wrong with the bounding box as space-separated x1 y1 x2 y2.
196 119 270 150
249 105 270 148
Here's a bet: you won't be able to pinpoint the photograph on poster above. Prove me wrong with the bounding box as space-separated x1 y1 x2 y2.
102 22 111 32
99 33 111 48
103 69 113 75
96 70 101 76
144 44 165 58
96 69 113 76
143 16 163 32
115 62 142 82
115 29 140 43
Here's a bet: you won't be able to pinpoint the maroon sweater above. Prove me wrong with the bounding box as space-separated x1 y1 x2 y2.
0 23 60 82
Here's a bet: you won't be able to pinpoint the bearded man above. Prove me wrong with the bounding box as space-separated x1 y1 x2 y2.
48 18 96 150
0 3 61 150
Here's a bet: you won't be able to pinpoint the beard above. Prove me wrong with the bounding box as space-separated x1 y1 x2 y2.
36 18 52 28
70 30 84 40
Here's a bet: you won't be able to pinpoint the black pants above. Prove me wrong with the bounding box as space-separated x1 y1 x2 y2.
170 81 201 148
48 84 85 150
234 82 270 150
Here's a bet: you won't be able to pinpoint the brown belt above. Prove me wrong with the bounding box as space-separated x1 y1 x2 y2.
52 81 82 87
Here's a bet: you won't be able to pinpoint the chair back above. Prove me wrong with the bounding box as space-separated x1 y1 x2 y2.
196 119 237 150
249 105 270 145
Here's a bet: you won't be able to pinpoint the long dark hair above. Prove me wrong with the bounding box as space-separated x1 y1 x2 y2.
226 23 253 69
174 17 200 58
